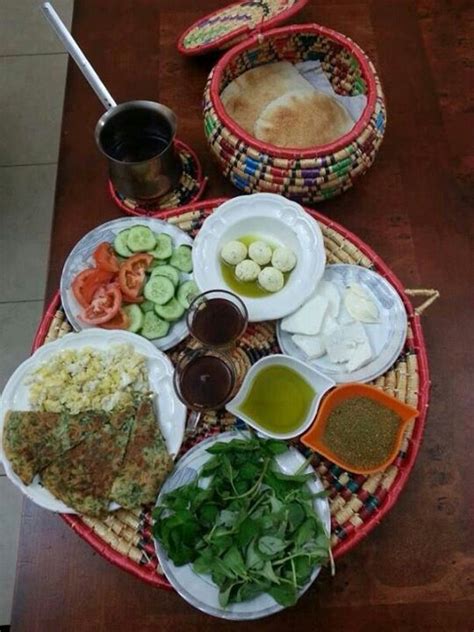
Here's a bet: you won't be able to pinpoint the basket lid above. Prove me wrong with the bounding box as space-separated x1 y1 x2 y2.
177 0 308 56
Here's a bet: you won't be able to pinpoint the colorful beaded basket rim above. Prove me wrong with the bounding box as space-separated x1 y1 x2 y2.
31 198 435 590
210 23 378 159
177 0 309 56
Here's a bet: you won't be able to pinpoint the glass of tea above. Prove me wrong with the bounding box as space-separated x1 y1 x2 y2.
186 290 248 348
174 348 240 432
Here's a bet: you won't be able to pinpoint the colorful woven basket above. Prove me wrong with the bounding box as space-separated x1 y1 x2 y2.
203 24 386 203
32 198 437 589
177 0 308 56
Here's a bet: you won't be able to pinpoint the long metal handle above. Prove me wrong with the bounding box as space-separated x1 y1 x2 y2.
41 2 116 110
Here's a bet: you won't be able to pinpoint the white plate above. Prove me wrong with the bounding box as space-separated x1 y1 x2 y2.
277 264 408 383
154 431 331 620
60 217 193 351
192 193 326 322
0 329 186 513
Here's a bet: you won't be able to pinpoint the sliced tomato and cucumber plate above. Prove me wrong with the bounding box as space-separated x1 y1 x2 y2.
62 221 198 348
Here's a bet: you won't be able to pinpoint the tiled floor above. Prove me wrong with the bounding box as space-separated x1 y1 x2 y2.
0 0 74 625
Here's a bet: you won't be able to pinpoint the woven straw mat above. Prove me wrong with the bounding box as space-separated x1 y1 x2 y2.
36 200 436 586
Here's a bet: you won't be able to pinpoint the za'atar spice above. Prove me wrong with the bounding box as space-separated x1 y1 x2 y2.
323 396 401 469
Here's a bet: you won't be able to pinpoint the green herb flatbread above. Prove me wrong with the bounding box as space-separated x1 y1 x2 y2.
2 409 111 485
41 408 135 517
110 398 173 509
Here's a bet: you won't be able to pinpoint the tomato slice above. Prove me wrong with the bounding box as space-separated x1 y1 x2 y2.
71 268 115 308
119 253 153 300
93 242 120 273
100 308 130 330
80 283 122 325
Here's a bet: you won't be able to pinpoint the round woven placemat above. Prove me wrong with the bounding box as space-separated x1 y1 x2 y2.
32 198 437 589
108 140 206 217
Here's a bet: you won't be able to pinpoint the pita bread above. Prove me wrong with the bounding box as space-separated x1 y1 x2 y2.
220 61 314 135
255 90 353 148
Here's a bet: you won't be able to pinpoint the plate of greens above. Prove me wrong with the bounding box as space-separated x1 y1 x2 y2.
152 431 331 620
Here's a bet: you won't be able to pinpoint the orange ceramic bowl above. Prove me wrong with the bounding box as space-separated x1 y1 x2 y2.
301 383 419 475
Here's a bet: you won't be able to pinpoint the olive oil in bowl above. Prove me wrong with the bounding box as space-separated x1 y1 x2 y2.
237 364 316 435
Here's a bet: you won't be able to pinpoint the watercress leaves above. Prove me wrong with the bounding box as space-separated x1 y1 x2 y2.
152 436 330 609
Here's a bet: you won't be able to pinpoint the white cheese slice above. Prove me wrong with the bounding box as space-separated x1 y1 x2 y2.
281 295 329 335
314 279 341 318
324 322 370 364
292 334 326 359
338 305 355 325
346 335 373 372
321 315 338 336
344 283 379 323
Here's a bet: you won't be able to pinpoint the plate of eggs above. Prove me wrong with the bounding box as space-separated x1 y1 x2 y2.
192 193 326 321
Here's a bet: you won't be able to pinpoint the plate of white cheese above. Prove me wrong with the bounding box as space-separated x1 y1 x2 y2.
276 264 407 384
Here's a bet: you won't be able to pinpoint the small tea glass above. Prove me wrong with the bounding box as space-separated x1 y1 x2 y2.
173 348 241 432
186 289 248 349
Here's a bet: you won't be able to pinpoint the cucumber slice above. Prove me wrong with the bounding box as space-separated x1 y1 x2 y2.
144 276 175 305
150 264 180 287
149 233 173 260
141 311 170 339
140 300 155 313
148 258 170 270
170 245 193 273
177 280 199 309
154 298 185 322
127 226 156 252
123 304 144 333
114 229 133 257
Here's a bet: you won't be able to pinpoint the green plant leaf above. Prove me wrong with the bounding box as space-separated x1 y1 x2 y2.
287 502 305 531
268 583 298 607
259 560 281 584
238 462 260 480
192 549 214 574
198 503 218 526
264 440 288 455
222 545 247 578
217 509 238 527
258 536 287 556
237 517 258 548
246 539 265 570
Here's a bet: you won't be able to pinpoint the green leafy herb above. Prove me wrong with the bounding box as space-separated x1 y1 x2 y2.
152 436 330 608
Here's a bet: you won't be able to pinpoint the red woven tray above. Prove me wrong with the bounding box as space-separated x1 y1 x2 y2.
32 198 430 589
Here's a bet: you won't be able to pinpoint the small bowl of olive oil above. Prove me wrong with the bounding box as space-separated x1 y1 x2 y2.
226 354 335 439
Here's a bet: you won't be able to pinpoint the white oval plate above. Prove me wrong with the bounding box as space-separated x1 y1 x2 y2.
192 193 326 322
0 329 186 513
154 431 330 620
277 264 408 383
60 217 193 351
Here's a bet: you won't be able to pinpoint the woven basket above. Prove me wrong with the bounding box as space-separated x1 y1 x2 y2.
203 24 386 203
32 199 437 588
177 0 309 56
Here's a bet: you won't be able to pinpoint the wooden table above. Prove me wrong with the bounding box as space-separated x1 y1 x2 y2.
11 1 473 630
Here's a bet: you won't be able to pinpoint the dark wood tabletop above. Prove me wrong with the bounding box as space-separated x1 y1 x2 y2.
10 0 473 630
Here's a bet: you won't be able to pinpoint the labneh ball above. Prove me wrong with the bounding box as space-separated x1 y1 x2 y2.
258 267 284 292
248 240 272 266
272 246 296 272
235 259 261 282
221 240 247 266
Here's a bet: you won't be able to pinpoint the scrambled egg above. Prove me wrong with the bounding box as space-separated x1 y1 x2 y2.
27 344 149 414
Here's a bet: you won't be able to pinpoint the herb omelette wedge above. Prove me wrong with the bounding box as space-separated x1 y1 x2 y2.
2 409 115 485
110 398 173 509
41 406 136 517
